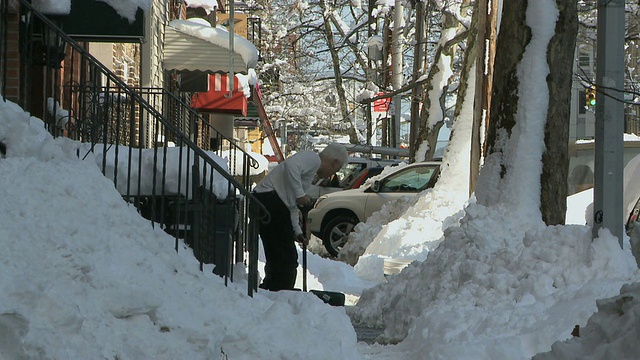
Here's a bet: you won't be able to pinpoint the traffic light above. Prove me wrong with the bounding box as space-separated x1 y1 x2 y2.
585 85 596 107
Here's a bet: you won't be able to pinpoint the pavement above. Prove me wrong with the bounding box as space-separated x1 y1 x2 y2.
346 305 384 344
353 325 384 344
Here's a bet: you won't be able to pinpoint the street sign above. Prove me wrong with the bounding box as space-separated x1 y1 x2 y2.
373 93 390 112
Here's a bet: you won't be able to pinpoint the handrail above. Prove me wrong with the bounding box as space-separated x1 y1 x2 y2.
0 0 269 296
136 86 262 191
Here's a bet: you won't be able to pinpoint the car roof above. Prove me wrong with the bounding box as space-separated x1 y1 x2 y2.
346 157 403 166
375 160 440 172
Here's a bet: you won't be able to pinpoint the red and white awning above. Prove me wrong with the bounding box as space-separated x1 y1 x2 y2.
191 74 250 116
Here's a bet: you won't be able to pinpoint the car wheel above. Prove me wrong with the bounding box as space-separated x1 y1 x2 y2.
321 215 358 257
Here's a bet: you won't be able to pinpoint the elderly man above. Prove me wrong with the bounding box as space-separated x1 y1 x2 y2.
253 143 348 291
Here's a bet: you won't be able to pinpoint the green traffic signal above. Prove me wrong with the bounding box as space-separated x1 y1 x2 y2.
585 86 596 107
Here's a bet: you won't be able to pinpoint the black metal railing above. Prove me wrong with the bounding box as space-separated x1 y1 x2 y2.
0 0 268 296
137 87 258 191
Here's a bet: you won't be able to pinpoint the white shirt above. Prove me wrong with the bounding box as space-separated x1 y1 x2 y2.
254 151 321 235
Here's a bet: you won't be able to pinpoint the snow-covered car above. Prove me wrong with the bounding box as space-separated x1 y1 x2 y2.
307 161 441 256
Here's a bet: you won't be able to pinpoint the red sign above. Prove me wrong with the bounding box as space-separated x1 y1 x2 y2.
373 93 390 112
191 74 248 116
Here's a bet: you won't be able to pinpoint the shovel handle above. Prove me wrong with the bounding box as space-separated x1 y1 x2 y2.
299 205 312 292
302 241 307 291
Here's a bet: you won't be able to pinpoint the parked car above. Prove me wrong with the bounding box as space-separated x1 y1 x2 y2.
345 166 385 189
626 198 639 236
307 161 441 256
307 157 402 199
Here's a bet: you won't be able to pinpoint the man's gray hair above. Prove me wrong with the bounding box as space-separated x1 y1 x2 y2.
320 143 349 165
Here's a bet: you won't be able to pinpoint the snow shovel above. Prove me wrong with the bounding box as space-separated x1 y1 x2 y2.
300 205 346 306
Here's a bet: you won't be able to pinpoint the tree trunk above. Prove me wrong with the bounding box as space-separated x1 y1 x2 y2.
484 1 577 226
319 0 358 144
409 0 427 160
470 0 499 195
412 12 461 162
541 0 577 225
450 0 478 150
485 1 530 167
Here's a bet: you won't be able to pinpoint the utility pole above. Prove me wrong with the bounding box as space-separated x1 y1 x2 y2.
382 18 391 148
593 0 625 246
392 0 403 149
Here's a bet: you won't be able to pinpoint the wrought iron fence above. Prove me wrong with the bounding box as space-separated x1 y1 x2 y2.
137 87 257 191
0 0 268 296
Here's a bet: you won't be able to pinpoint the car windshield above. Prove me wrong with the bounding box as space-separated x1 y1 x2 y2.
337 163 367 186
379 165 439 192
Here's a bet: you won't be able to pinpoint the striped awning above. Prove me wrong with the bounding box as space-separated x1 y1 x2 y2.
163 18 258 74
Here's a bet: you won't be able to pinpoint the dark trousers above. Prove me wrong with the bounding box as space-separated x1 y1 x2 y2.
253 191 298 291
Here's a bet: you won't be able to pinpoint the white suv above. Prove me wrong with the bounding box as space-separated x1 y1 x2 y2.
307 161 441 256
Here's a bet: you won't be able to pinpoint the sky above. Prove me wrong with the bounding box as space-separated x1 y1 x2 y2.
3 0 640 359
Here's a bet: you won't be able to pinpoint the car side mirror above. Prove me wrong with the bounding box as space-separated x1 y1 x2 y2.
371 180 381 192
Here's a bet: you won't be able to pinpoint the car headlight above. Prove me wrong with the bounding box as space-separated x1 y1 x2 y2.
314 195 328 208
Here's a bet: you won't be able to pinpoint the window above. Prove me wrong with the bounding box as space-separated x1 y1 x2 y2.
578 49 591 68
380 165 439 192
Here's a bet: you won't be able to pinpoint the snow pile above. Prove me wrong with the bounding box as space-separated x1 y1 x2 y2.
350 204 639 359
0 98 364 360
533 282 640 360
350 3 640 359
348 188 468 282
